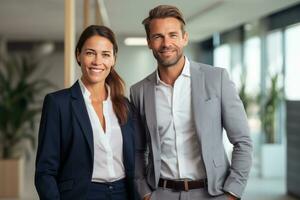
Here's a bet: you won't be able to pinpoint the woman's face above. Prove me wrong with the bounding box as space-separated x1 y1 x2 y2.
77 35 115 86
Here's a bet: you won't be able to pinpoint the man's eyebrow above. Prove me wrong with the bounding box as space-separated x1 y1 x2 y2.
151 33 163 37
102 50 112 54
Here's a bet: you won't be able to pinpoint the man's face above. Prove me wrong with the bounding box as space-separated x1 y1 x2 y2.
147 17 188 68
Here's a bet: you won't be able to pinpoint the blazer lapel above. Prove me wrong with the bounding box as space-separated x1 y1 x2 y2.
120 119 134 171
70 81 94 157
120 123 129 168
190 63 207 138
144 72 160 151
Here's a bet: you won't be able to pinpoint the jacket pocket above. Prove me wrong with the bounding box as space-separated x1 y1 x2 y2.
58 179 74 192
213 155 225 168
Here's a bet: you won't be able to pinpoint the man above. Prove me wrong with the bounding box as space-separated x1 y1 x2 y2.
130 5 252 200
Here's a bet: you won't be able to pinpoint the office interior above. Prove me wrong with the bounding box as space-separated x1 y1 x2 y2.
0 0 300 199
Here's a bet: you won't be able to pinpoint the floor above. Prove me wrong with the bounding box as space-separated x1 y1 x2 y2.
243 177 298 200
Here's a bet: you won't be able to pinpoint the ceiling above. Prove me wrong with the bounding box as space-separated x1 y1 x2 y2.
0 0 300 42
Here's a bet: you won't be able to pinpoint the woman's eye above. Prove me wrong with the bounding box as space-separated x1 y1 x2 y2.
86 51 95 56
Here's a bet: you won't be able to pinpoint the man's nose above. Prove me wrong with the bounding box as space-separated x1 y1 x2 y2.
162 37 171 47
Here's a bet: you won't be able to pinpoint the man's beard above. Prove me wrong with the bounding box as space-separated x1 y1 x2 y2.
153 47 183 68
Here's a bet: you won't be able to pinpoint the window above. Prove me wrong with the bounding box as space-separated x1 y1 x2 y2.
266 30 283 87
213 44 231 71
244 37 261 96
285 24 300 100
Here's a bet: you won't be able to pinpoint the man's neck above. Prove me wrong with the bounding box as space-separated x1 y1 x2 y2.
158 56 185 86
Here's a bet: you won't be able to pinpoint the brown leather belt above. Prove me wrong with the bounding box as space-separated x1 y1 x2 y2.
158 178 207 191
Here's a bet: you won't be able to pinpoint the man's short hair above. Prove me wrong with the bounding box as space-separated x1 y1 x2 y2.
142 5 186 39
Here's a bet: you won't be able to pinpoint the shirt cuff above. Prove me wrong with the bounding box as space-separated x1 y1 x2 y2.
225 191 240 199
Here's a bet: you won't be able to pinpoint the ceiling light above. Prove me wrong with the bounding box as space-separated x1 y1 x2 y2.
124 37 147 46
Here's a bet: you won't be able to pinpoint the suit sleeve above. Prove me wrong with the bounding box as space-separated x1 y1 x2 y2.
35 94 61 200
130 86 152 199
220 69 253 198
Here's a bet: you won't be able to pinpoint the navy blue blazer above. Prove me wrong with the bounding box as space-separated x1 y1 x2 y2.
35 81 136 200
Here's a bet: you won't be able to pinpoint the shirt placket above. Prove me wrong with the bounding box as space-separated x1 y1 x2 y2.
173 77 184 179
102 101 115 178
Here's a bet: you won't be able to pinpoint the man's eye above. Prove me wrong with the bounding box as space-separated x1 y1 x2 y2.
152 35 161 40
103 53 111 57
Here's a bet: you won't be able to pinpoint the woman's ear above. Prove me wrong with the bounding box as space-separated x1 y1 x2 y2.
76 50 81 65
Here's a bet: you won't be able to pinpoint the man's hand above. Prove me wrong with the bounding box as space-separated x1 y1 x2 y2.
226 193 238 200
143 193 151 200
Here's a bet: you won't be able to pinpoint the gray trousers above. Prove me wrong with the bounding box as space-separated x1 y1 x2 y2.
150 187 227 200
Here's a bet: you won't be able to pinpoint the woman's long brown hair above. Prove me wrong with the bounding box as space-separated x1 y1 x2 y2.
75 25 128 124
106 68 128 124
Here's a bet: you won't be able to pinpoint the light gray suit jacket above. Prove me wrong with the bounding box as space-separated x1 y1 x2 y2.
130 61 252 199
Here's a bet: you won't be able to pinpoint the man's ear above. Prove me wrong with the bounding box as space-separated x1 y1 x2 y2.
183 32 189 46
147 38 152 49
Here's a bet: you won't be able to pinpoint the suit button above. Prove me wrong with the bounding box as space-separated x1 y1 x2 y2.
109 186 113 190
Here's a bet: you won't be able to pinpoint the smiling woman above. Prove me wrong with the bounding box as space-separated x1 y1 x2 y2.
35 25 136 200
77 35 115 86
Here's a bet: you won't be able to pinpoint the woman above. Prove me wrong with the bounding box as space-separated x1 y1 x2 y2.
35 25 135 200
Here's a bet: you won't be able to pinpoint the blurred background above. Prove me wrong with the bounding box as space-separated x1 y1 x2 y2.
0 0 300 199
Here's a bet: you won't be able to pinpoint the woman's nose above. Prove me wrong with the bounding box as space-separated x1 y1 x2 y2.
93 54 102 65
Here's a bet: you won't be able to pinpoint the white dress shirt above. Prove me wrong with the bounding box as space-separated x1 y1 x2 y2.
155 58 207 180
79 79 125 182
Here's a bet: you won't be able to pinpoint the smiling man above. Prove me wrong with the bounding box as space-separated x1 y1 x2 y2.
130 5 253 200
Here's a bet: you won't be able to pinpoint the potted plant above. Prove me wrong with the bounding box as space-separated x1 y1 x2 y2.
0 54 55 197
260 73 283 144
259 73 284 178
239 74 253 116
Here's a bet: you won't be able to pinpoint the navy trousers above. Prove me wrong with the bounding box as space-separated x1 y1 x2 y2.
87 179 128 200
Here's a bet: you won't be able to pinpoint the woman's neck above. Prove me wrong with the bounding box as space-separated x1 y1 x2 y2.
81 77 107 101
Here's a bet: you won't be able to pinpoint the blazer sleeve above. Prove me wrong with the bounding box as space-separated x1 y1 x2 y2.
130 86 152 199
35 94 61 200
220 69 253 198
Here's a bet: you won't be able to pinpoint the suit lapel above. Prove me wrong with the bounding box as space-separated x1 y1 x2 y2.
144 72 160 151
70 81 94 157
120 122 129 168
120 118 134 171
190 63 207 137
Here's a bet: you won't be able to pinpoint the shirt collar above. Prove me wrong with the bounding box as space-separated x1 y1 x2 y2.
156 56 191 85
78 78 111 101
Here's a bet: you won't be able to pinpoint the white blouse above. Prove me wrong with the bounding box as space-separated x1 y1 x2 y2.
79 79 125 182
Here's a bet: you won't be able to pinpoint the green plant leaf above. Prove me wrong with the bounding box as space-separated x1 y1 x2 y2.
0 53 56 158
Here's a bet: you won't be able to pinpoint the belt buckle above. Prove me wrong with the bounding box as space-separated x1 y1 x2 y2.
184 179 189 192
163 179 167 189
